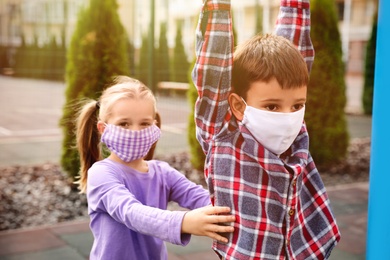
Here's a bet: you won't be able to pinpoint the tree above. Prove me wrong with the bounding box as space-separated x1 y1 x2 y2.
29 36 41 78
13 35 27 77
43 36 58 80
255 1 263 35
172 22 189 83
0 44 10 71
137 33 152 86
187 59 205 171
156 22 170 84
362 11 377 115
35 41 45 79
127 40 136 77
60 0 129 181
232 11 238 48
56 35 67 81
306 0 349 168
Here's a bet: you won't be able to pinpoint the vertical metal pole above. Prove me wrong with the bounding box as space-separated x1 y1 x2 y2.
366 0 390 259
148 0 155 92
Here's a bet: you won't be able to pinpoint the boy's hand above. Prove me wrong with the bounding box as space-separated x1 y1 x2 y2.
181 206 235 243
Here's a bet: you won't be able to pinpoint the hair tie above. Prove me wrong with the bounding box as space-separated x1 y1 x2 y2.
96 101 100 109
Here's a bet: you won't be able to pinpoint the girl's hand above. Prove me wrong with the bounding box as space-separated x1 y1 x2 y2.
181 206 235 243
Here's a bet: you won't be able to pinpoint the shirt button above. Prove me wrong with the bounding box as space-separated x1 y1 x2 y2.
289 209 295 216
292 180 297 186
286 239 290 246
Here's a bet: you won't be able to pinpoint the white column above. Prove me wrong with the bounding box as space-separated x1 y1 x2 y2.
262 0 271 34
342 0 352 63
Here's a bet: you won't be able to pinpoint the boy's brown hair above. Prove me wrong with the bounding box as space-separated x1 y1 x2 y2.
232 34 309 99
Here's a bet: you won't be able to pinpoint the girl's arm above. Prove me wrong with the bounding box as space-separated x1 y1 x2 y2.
166 163 211 209
88 166 234 245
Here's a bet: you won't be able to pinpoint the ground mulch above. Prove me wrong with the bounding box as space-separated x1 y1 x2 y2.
0 138 370 231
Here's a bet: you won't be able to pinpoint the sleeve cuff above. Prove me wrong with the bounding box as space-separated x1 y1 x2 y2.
203 0 231 12
280 0 310 9
169 211 191 246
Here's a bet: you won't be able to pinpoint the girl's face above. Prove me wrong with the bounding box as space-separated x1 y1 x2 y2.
99 98 155 132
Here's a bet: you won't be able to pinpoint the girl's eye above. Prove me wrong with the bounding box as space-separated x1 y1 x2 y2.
118 122 129 128
141 122 152 127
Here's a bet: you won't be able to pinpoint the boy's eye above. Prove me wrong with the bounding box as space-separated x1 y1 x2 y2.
265 105 278 111
292 104 305 111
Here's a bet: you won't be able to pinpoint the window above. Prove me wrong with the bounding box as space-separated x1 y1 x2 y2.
337 1 345 21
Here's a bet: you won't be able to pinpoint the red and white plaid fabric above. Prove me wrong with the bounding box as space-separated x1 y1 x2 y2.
192 0 340 259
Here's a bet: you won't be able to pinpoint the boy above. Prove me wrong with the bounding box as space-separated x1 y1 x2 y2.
192 0 340 259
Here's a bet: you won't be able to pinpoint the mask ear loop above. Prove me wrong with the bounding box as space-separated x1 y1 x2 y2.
241 97 248 108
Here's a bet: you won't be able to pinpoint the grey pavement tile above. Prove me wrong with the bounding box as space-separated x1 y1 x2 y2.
330 200 367 216
0 246 86 260
59 232 93 258
178 251 221 260
166 236 213 255
329 247 366 260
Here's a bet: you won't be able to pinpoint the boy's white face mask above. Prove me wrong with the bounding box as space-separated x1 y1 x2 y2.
241 100 305 155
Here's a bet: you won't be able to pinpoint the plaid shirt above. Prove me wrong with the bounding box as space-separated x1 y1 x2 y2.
192 0 340 259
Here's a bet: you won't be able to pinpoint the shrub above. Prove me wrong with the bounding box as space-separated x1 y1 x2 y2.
59 0 129 181
172 23 189 83
187 59 205 171
156 22 170 84
306 0 349 169
362 11 377 115
0 45 10 71
137 33 153 87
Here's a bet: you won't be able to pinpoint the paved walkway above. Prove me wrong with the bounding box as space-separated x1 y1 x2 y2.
0 182 368 260
0 75 371 259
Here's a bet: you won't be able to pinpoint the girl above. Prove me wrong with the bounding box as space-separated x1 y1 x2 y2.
75 76 234 260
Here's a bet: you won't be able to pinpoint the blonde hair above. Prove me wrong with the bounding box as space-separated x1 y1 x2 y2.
232 33 309 99
75 76 156 193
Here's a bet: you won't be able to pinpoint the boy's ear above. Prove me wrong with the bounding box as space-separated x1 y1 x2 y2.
228 93 245 122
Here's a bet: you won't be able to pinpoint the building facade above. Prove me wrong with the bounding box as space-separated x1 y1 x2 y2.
0 0 378 75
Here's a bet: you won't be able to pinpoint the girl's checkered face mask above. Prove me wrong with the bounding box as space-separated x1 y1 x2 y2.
101 124 161 162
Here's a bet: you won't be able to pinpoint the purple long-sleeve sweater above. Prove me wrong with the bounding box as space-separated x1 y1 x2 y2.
87 158 211 260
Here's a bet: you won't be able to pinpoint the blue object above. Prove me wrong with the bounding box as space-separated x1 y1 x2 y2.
366 0 390 259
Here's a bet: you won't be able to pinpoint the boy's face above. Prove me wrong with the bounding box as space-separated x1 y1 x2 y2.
229 77 307 121
246 77 307 113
